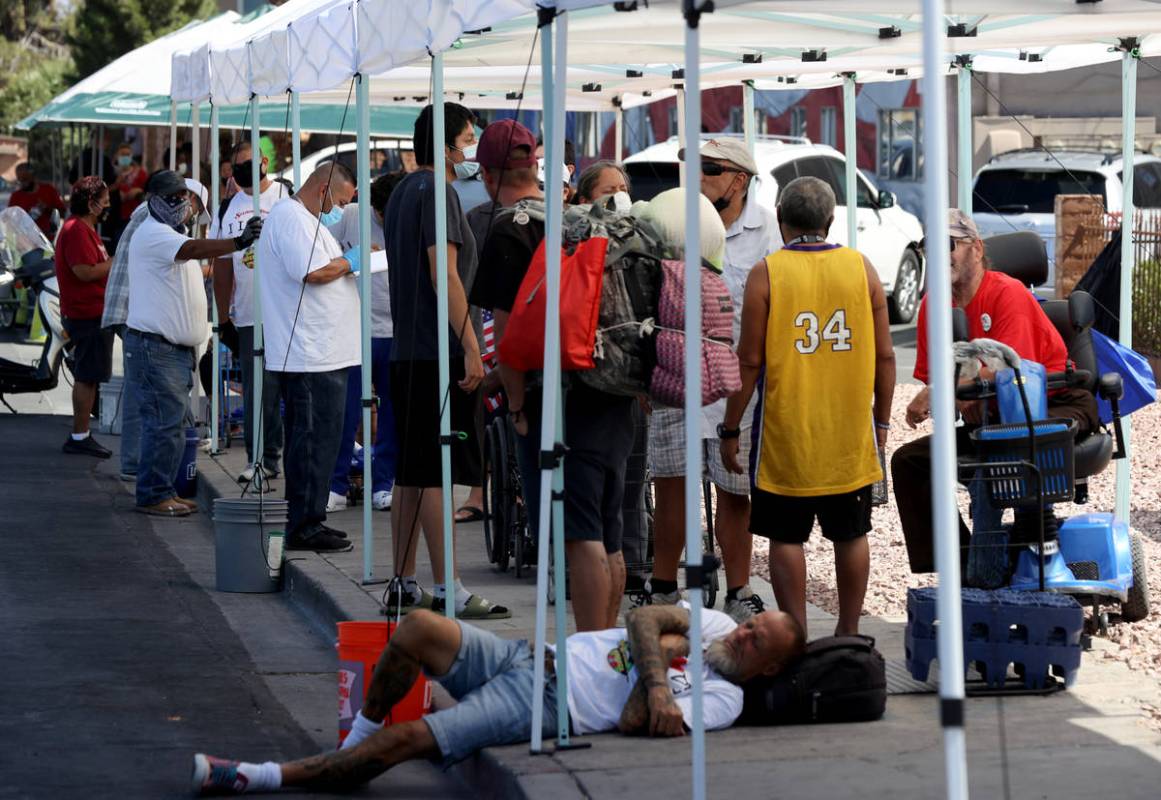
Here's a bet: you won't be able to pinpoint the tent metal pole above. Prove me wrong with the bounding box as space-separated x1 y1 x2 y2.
250 95 265 477
169 103 178 170
191 101 203 427
957 60 973 212
210 101 222 455
432 54 455 623
1116 43 1137 523
291 91 302 188
676 88 687 187
549 11 571 748
683 7 706 800
742 80 756 159
356 73 377 585
921 2 969 797
843 73 857 248
92 125 99 176
614 102 624 160
530 10 555 755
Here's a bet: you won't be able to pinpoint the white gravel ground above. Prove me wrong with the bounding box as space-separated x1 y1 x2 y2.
748 384 1161 726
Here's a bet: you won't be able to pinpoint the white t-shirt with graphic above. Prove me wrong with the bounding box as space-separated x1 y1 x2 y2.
562 605 743 735
208 180 291 328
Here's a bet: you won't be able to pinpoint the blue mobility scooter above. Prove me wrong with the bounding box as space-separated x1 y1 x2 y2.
953 232 1151 636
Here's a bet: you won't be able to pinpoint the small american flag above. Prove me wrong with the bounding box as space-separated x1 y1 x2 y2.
482 310 503 412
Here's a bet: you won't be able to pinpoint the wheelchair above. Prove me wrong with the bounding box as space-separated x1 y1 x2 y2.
951 232 1151 634
482 414 536 577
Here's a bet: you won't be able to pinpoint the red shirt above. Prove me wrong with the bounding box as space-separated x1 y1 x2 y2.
9 183 65 236
914 270 1068 384
55 216 109 320
115 167 147 220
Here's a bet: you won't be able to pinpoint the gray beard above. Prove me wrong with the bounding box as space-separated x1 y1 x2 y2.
704 639 743 683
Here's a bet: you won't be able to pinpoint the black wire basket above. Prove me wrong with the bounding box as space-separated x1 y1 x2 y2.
969 418 1077 510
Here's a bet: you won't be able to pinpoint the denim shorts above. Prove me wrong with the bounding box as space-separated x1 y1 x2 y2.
423 622 560 767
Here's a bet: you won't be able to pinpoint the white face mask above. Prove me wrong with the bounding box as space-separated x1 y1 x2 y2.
609 190 632 214
454 144 480 181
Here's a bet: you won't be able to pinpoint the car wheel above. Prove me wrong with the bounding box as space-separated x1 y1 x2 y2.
888 249 922 324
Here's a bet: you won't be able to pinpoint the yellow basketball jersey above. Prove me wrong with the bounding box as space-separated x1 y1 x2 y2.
754 243 881 497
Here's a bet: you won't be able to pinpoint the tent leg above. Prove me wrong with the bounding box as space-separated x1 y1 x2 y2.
743 79 756 159
250 96 265 478
676 88 687 187
1116 43 1138 523
190 102 203 428
922 2 970 798
169 103 177 171
683 6 707 800
356 74 380 586
957 60 973 212
210 102 222 455
432 56 455 623
614 103 624 160
843 73 857 248
291 91 302 188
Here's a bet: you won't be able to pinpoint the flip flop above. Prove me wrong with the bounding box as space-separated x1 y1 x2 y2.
454 505 485 523
456 594 512 620
136 500 192 517
173 497 199 513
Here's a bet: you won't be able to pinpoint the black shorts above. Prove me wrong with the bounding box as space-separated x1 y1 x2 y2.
390 359 482 488
750 485 873 544
62 317 114 383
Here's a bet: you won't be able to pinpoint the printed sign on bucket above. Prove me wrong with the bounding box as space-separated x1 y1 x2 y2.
337 661 364 737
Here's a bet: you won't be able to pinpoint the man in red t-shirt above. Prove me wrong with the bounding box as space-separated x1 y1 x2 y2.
55 176 115 458
9 163 65 238
891 209 1098 575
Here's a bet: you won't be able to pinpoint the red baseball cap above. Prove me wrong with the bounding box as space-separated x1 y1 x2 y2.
473 119 537 170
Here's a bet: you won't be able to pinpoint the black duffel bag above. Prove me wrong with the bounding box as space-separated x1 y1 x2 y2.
739 634 886 725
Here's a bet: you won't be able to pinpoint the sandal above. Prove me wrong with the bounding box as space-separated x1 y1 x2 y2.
136 500 192 517
456 594 512 620
173 497 199 513
454 505 485 523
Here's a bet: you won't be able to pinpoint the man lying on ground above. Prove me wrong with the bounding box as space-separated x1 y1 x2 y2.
192 604 805 794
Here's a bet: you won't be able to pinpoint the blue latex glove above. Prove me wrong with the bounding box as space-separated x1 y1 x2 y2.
344 245 362 274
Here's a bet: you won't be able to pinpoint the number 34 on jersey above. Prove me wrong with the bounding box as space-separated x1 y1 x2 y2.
793 309 853 354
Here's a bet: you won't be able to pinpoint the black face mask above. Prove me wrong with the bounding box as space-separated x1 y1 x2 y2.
232 163 265 189
94 206 110 224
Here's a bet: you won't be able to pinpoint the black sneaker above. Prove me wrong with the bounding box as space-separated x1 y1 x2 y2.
62 434 112 459
286 524 353 553
319 522 349 539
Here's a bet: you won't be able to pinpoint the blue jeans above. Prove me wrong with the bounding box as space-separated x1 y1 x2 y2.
126 331 195 507
330 337 398 495
117 332 141 476
276 368 348 534
422 621 559 767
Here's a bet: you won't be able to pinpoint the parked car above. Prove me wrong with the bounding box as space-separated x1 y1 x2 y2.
275 138 414 186
972 148 1161 296
623 134 926 323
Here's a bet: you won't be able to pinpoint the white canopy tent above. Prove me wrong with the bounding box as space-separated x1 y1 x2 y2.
163 2 1161 798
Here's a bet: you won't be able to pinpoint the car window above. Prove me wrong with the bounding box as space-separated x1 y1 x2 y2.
792 157 844 201
316 148 404 179
1121 163 1161 208
623 161 680 202
972 168 1106 214
771 163 798 199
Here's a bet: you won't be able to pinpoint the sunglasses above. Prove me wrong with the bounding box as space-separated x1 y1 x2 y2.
919 236 971 253
700 162 747 177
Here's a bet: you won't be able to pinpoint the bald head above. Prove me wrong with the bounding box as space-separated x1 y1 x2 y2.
777 176 836 239
708 610 807 683
297 162 356 217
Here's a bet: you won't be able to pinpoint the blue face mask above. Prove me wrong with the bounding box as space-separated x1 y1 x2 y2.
319 193 344 226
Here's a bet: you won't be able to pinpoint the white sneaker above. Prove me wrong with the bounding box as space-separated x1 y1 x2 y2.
372 490 392 511
326 491 348 512
237 465 255 483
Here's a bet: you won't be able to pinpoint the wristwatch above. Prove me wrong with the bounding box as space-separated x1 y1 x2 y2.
716 423 741 440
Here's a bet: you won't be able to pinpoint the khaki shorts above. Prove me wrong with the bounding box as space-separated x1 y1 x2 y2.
647 406 751 496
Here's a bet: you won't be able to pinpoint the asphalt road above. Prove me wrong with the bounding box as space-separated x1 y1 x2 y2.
0 412 467 799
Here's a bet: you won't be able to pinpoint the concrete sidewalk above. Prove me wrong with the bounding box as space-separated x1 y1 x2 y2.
195 442 1161 799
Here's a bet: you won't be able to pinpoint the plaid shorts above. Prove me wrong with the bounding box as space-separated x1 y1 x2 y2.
647 406 751 496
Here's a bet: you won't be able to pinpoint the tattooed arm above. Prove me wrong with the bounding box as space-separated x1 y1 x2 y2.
622 606 691 737
618 632 690 735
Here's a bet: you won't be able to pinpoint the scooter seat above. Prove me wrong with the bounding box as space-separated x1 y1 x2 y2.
1073 431 1114 480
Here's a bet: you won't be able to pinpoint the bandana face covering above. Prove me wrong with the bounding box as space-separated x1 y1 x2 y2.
148 194 191 231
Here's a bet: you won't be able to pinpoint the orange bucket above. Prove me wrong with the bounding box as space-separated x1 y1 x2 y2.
336 621 431 745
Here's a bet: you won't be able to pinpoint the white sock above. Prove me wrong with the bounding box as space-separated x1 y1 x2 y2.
454 579 472 612
236 761 281 792
402 575 421 601
431 583 446 599
71 432 89 441
341 710 384 750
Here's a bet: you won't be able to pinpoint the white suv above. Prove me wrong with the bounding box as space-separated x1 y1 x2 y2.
622 134 926 323
972 149 1161 296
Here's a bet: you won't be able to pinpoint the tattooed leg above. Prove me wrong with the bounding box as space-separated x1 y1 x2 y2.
280 720 438 791
363 609 462 722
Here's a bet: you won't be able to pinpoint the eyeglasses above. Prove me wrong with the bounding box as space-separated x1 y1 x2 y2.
700 161 747 177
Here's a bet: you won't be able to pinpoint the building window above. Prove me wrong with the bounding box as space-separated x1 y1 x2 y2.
820 107 837 147
790 107 807 139
877 108 923 180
